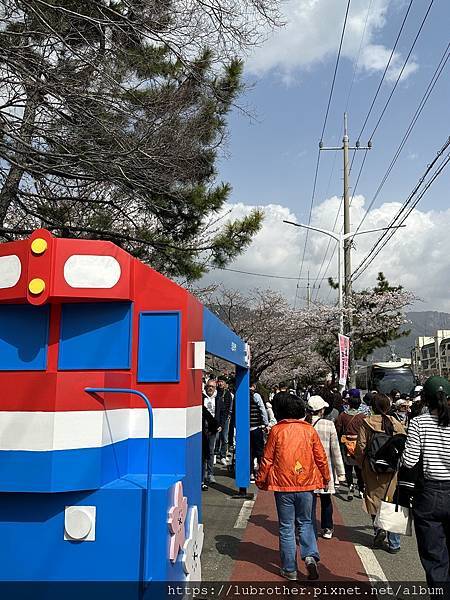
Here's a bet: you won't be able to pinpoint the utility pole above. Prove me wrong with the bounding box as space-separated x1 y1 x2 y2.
283 221 405 339
319 113 372 386
343 113 351 298
306 270 311 308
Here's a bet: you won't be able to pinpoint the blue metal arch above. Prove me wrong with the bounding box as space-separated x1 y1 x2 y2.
203 308 250 490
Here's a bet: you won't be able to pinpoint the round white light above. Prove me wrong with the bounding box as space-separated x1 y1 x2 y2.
65 507 93 540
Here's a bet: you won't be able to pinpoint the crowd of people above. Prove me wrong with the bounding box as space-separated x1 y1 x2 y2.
201 371 450 586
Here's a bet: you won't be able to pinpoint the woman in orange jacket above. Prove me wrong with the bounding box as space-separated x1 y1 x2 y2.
256 393 330 581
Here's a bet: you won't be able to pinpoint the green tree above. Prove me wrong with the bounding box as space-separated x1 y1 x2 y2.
0 0 277 279
318 273 414 380
352 272 412 360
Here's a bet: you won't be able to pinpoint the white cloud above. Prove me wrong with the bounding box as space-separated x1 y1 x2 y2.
246 0 418 82
359 44 418 82
201 196 450 312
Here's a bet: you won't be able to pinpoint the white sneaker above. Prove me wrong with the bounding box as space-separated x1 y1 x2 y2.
322 528 333 539
220 458 227 466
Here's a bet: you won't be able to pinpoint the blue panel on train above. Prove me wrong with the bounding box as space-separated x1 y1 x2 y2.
137 312 180 383
0 304 49 370
59 302 132 370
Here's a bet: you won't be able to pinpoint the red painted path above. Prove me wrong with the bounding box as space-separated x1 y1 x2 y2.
232 491 369 583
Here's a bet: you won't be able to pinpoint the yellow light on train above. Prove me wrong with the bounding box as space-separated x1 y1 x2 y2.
28 278 46 295
31 238 48 255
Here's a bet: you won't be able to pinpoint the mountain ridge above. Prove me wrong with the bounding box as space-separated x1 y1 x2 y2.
372 310 450 360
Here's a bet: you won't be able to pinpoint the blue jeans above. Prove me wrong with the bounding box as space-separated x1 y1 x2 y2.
274 491 320 572
312 493 333 537
218 418 230 459
371 516 401 550
203 433 217 480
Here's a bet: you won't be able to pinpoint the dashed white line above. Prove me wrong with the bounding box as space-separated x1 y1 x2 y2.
234 499 255 529
355 544 389 584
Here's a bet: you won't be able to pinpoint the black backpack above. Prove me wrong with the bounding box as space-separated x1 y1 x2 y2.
366 429 407 473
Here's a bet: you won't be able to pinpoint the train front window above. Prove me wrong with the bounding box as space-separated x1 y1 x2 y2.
0 304 49 370
58 302 132 370
371 368 415 395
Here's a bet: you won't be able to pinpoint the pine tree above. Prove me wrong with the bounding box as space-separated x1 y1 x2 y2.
0 1 277 279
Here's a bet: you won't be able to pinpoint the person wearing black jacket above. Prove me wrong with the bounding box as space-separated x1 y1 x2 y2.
203 379 225 484
202 406 220 490
216 376 233 465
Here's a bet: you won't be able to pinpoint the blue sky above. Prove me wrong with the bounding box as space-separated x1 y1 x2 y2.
203 0 450 311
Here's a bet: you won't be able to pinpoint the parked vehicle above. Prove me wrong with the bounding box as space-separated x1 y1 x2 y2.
356 362 415 395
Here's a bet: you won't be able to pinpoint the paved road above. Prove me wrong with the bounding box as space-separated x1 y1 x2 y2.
202 471 427 584
333 485 424 583
202 463 251 581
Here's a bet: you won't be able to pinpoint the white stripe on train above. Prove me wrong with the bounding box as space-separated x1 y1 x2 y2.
0 405 202 451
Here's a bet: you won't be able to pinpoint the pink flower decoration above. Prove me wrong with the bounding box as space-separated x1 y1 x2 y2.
167 481 188 562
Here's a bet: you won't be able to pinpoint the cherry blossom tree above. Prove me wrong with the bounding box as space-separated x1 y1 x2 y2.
208 287 339 383
207 275 414 385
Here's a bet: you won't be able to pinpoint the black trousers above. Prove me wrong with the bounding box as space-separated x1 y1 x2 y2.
312 493 333 533
344 464 364 491
413 480 450 585
250 428 265 474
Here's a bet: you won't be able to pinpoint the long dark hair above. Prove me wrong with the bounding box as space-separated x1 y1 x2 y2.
372 394 394 435
304 409 321 425
426 390 450 427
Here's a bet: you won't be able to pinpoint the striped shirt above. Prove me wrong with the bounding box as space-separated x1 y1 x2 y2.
403 414 450 480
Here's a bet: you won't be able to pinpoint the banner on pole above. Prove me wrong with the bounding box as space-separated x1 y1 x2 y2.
338 334 350 386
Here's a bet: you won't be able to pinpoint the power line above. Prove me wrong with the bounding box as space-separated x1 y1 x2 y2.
354 137 450 278
345 0 433 219
293 0 352 307
344 0 374 115
320 0 352 142
353 150 450 281
293 150 321 307
368 0 435 142
352 136 450 281
345 0 434 223
216 266 335 282
311 0 373 297
356 0 414 143
353 40 449 236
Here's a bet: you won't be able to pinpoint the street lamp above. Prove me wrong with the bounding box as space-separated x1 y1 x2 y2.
283 220 406 336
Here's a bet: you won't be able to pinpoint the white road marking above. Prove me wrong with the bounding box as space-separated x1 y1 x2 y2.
234 499 255 529
355 544 389 584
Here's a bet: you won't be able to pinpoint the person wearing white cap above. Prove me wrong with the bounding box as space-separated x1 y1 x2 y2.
391 398 411 428
305 396 346 539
